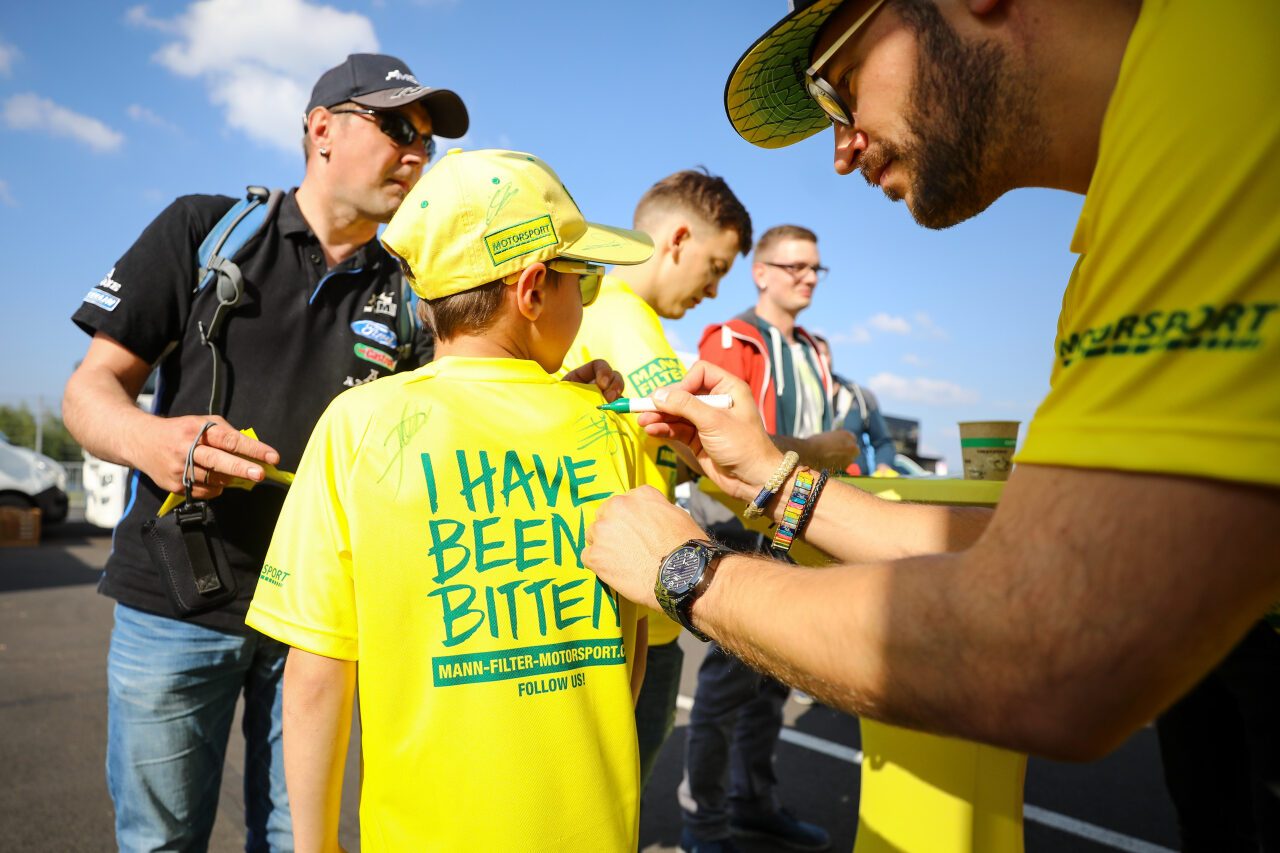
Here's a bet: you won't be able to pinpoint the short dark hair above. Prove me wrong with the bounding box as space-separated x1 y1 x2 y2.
417 280 508 342
634 168 754 255
754 224 818 258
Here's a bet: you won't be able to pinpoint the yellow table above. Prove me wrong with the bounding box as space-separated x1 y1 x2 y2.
701 477 1025 853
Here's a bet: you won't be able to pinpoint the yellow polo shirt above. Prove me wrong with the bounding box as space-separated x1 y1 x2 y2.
565 275 687 645
247 356 643 852
1018 0 1280 487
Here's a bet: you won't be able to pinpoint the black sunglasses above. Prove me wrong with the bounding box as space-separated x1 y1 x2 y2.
329 108 436 160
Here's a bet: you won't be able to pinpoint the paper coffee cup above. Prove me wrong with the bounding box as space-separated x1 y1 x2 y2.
958 421 1020 481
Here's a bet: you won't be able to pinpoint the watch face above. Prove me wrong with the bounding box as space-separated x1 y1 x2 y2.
661 545 705 596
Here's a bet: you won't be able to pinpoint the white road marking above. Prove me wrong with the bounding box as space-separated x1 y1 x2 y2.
674 695 1174 853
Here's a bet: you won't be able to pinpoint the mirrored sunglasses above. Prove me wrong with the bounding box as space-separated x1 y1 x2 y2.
330 108 436 160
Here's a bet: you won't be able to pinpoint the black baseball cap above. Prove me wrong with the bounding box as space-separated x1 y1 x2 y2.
306 53 469 138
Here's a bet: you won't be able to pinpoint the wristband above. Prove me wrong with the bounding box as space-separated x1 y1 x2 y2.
769 467 817 553
744 451 799 519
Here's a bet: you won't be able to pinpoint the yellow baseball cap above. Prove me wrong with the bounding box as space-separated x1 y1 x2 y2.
383 148 654 299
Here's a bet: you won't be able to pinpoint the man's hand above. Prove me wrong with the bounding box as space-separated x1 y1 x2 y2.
637 361 783 502
562 359 624 402
138 415 280 499
783 429 860 471
583 485 705 609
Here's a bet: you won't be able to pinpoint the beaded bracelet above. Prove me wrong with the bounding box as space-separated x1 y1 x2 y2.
794 469 829 541
744 451 800 519
769 467 817 553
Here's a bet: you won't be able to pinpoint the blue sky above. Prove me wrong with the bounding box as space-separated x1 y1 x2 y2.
0 0 1084 466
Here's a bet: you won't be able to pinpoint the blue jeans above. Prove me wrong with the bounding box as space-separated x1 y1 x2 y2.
635 639 685 787
679 642 790 840
106 604 293 852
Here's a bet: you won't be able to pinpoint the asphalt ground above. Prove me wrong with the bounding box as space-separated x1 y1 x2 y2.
0 519 1181 852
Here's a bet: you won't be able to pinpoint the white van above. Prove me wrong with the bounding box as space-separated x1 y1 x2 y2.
0 433 69 524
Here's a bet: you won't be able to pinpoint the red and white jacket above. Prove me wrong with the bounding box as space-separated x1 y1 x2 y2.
698 309 835 437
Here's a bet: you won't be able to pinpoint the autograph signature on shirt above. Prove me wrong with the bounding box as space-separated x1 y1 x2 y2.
576 412 623 454
379 403 431 495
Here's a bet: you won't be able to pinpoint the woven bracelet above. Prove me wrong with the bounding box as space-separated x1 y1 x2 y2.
744 451 800 519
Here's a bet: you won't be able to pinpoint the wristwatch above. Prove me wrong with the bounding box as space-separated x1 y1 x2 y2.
655 538 727 642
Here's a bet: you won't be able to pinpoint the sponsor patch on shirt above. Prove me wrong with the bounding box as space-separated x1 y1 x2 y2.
351 319 398 349
84 289 121 312
354 342 395 370
97 267 123 292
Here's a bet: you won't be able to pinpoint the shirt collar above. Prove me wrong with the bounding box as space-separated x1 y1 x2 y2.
408 356 559 386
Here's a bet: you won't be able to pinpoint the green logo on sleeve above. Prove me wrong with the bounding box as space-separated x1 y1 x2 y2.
1058 301 1276 367
259 563 290 588
627 357 685 397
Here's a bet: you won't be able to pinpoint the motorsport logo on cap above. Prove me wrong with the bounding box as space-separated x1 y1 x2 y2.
724 0 845 149
306 53 469 138
382 149 653 300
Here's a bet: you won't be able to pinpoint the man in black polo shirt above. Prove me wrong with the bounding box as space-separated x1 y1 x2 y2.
62 54 468 851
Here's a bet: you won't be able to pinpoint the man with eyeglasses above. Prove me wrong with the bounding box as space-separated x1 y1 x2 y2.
581 1 1279 849
674 224 857 853
63 53 467 851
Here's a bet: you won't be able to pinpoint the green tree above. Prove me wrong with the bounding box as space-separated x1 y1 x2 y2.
0 405 82 461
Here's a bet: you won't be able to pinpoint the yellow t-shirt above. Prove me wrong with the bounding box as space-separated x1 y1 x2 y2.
246 356 643 852
1018 0 1280 485
565 275 686 645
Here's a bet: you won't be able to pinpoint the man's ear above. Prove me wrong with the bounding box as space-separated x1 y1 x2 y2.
307 107 336 155
668 223 692 263
513 262 550 322
751 260 768 291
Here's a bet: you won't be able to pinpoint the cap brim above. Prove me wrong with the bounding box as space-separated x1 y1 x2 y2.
560 222 654 266
353 87 470 138
724 0 842 149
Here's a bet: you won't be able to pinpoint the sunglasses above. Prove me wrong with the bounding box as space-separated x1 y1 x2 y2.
502 258 605 307
804 0 889 127
329 108 436 160
548 259 605 307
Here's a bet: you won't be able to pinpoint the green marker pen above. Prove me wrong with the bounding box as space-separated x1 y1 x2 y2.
597 394 734 413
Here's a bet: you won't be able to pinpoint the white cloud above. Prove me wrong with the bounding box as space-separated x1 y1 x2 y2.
902 353 927 367
828 324 872 345
0 37 19 76
127 103 180 133
913 312 949 340
132 0 380 153
868 312 912 335
3 93 125 152
0 179 16 207
125 5 174 31
867 372 979 406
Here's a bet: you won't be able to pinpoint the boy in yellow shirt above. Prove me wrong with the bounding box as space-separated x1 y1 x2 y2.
245 148 654 852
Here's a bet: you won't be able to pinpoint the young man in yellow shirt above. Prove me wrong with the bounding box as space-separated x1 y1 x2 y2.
564 169 753 790
246 148 654 852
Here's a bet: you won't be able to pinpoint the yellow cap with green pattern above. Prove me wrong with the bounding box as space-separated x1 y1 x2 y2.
724 0 845 149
